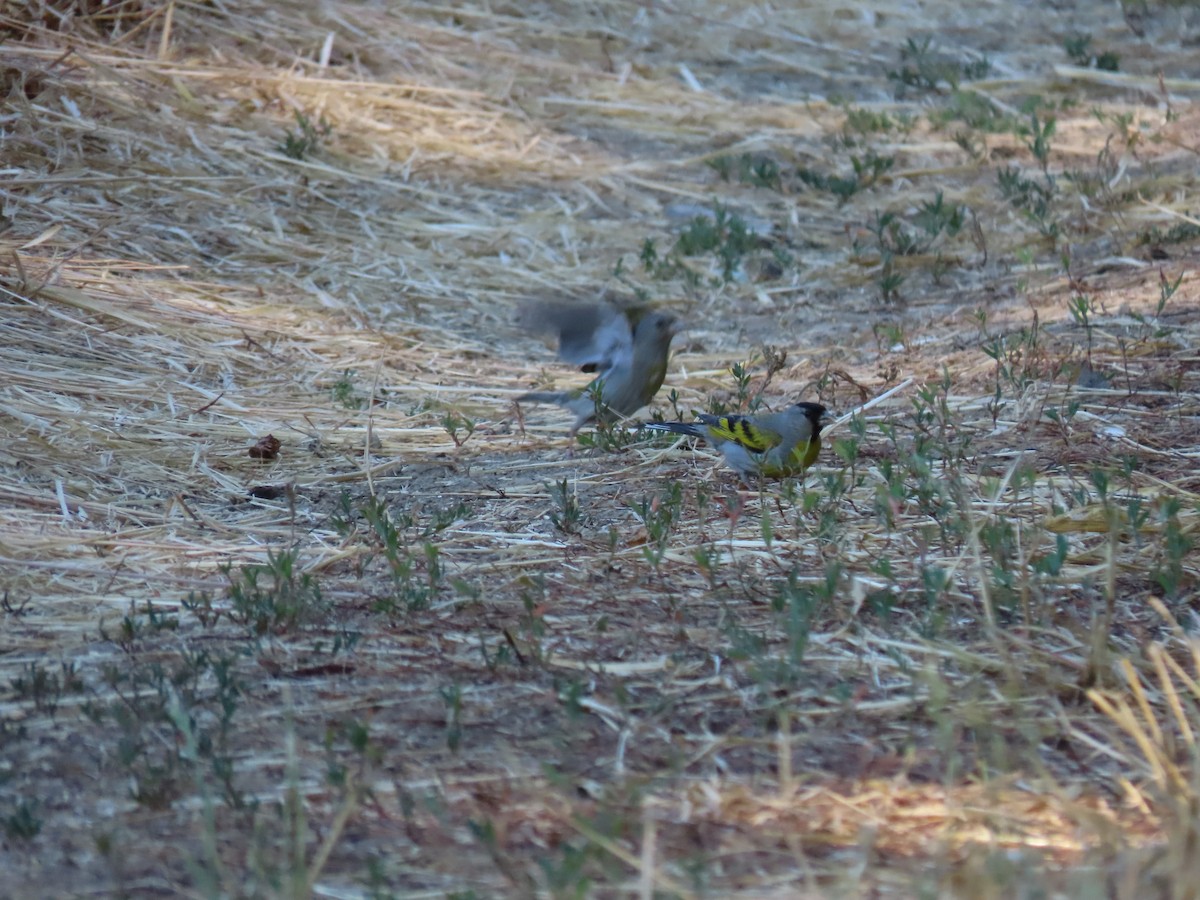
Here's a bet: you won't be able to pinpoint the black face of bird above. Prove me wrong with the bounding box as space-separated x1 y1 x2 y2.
794 402 828 433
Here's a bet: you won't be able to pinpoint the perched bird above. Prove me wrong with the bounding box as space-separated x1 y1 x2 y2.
644 402 827 481
517 300 682 436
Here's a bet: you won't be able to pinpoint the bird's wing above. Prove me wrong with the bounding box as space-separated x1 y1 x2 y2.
519 301 634 376
696 413 783 452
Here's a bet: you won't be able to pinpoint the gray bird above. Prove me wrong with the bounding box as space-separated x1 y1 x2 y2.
517 300 682 437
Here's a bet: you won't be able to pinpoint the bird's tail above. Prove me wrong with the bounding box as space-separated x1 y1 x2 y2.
643 421 705 438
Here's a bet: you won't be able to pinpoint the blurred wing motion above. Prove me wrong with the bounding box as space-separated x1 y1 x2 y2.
517 299 682 436
518 300 635 379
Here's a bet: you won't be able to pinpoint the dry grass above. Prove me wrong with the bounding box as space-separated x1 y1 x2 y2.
2 0 1200 896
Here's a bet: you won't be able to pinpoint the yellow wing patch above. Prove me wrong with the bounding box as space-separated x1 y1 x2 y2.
701 415 781 452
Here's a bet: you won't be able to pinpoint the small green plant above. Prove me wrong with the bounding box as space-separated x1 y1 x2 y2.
537 838 596 898
637 236 703 289
854 191 968 302
441 409 476 447
673 203 757 282
83 648 247 811
10 660 83 716
850 151 897 189
638 237 658 270
977 512 1022 617
663 387 686 421
699 348 788 416
997 166 1059 243
331 370 362 409
840 105 916 144
869 193 966 258
1155 269 1184 317
1126 281 1174 361
1067 292 1097 361
633 202 792 286
729 563 842 700
961 55 992 82
1151 498 1193 600
919 563 952 637
441 682 464 752
330 493 469 613
1138 221 1200 249
423 500 471 537
181 589 221 628
1063 33 1092 65
3 799 41 840
178 703 365 896
1108 111 1140 153
1063 33 1119 71
278 110 332 160
513 577 550 666
913 190 967 242
707 152 783 191
224 550 326 636
101 598 180 652
548 477 583 534
361 498 442 612
887 37 990 94
807 465 851 542
1044 398 1081 439
631 482 683 571
1020 110 1057 174
911 370 974 467
796 150 894 202
731 359 757 410
889 36 950 90
323 717 381 790
952 129 988 162
931 90 1017 133
875 322 908 354
878 252 904 303
692 542 723 589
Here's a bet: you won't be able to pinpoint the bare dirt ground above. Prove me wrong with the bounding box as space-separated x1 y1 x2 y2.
2 1 1200 896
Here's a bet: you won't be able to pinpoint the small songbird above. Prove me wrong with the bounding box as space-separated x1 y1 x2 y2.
644 402 828 481
517 300 682 437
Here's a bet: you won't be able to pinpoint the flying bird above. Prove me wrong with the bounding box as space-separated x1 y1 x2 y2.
517 300 682 437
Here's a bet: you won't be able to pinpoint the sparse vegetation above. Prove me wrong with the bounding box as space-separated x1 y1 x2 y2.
278 109 332 160
441 407 477 447
331 369 363 409
839 105 917 144
998 164 1060 243
706 146 896 204
672 202 758 282
223 549 328 636
931 89 1019 133
2 1 1199 897
547 476 583 534
1064 33 1120 71
707 151 783 190
796 149 895 202
887 36 992 94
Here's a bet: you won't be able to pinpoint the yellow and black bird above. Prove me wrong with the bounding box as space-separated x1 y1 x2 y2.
517 300 682 437
644 402 827 481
